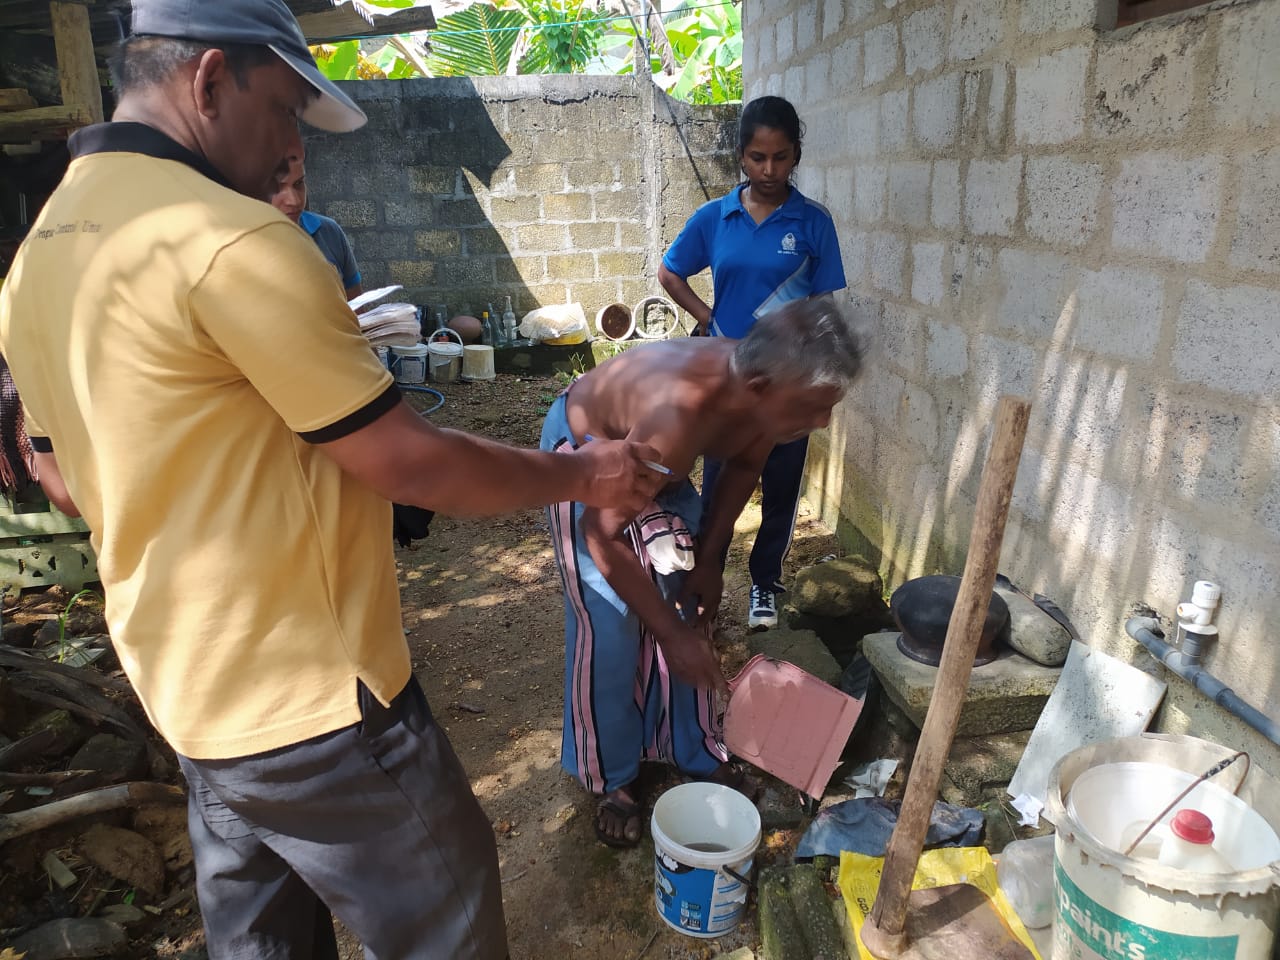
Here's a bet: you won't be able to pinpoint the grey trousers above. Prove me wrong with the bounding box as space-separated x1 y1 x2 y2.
178 678 508 960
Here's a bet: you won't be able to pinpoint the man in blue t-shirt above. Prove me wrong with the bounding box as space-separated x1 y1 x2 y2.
271 146 363 300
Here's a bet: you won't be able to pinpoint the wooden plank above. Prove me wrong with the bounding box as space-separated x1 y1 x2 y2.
0 508 91 537
1117 0 1210 25
295 2 436 43
0 103 92 141
0 88 38 111
50 0 104 125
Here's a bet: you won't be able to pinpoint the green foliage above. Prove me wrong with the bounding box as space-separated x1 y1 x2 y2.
426 3 525 76
512 0 605 74
56 588 102 664
660 1 742 104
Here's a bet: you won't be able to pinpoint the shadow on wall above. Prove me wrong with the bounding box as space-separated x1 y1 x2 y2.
807 266 1280 751
305 77 527 324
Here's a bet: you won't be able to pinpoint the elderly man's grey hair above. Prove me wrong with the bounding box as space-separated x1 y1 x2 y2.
730 296 865 388
109 36 278 96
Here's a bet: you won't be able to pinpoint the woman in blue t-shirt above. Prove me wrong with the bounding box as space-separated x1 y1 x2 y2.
659 96 847 631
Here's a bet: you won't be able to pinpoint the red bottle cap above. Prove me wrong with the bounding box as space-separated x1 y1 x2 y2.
1171 809 1215 844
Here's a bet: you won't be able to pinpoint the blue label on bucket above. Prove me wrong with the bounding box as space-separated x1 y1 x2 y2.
654 849 750 936
1054 861 1239 960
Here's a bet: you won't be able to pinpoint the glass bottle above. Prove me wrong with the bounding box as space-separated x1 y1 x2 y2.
502 295 517 344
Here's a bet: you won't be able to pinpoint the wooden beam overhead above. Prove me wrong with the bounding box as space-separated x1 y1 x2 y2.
0 88 39 112
0 103 93 141
50 0 104 125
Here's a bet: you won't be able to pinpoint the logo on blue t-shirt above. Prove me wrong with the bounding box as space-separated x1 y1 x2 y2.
779 232 798 255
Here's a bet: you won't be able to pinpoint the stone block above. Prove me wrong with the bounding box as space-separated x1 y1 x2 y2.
964 156 1021 237
462 228 508 256
880 304 925 374
540 192 593 222
833 38 862 93
1093 20 1204 139
1024 156 1103 248
847 101 880 157
1020 0 1097 33
593 191 642 220
791 556 884 619
1073 267 1164 361
974 333 1037 408
489 195 542 223
596 251 645 277
409 165 456 195
513 163 566 194
926 320 969 378
388 260 436 287
840 231 869 287
434 198 486 228
349 231 410 260
931 160 961 229
546 253 596 280
870 232 907 296
747 627 842 686
941 730 1033 807
879 89 910 151
796 10 818 57
902 380 939 453
863 633 1060 735
911 242 946 307
514 223 569 253
617 221 647 249
776 10 795 62
988 63 1009 146
823 0 844 41
1111 152 1223 263
949 0 1008 61
327 199 378 229
785 64 806 101
572 221 619 250
1174 280 1280 397
863 21 900 86
994 584 1071 667
855 163 887 222
904 5 947 76
807 52 833 102
1015 46 1089 145
351 168 406 198
1211 2 1280 130
567 160 619 192
438 258 494 286
496 255 546 284
889 162 931 228
997 249 1073 337
913 72 962 149
1230 146 1280 274
825 167 854 221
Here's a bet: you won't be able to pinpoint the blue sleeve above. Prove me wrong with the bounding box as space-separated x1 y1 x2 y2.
661 200 717 278
809 214 846 295
337 229 361 289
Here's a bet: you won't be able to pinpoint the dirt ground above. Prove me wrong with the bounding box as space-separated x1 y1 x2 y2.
1 369 854 960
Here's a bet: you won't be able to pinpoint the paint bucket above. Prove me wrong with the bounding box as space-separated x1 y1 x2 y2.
650 782 761 938
389 342 428 384
461 344 495 381
595 302 634 342
427 329 464 383
632 295 681 339
1046 734 1280 960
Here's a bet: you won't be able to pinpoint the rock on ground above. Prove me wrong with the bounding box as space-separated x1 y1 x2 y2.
9 918 126 959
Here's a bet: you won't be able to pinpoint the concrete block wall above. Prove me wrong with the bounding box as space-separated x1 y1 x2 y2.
745 0 1280 761
305 76 738 322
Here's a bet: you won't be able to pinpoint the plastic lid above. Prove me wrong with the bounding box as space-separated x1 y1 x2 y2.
1171 809 1215 844
1191 580 1221 606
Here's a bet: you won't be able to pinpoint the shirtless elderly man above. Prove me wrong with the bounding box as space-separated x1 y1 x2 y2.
541 297 864 846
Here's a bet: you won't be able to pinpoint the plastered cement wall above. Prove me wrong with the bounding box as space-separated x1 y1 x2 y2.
744 0 1280 763
304 75 738 322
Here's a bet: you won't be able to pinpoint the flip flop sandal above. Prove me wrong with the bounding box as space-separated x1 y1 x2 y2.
595 793 645 849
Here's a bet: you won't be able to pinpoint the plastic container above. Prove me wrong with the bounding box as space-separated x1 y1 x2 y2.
426 329 464 384
650 782 760 938
632 295 681 339
1046 734 1280 960
461 344 495 381
595 302 634 342
1156 809 1235 873
389 342 428 384
997 834 1057 929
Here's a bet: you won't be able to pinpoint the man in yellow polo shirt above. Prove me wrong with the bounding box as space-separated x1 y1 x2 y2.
0 2 665 957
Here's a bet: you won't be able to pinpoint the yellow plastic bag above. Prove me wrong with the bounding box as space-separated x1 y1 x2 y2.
838 847 1042 960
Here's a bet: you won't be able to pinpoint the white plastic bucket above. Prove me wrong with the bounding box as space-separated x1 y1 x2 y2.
390 342 428 384
595 302 634 342
650 782 760 938
461 344 495 381
427 329 464 383
1046 734 1280 960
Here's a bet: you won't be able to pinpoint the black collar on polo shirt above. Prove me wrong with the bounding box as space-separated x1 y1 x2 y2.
68 121 233 190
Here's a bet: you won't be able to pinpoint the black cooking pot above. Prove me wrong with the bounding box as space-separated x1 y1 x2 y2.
889 574 1010 667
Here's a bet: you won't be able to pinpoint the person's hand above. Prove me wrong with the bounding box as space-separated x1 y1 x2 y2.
678 561 723 627
655 622 726 696
572 438 667 514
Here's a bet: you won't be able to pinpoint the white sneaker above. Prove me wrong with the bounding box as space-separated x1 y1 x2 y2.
747 585 778 630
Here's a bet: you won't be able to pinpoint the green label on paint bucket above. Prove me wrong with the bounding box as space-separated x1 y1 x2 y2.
1055 861 1238 960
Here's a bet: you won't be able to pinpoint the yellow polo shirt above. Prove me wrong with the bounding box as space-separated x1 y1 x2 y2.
0 123 411 759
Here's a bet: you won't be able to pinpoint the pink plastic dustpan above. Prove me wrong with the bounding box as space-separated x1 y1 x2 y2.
723 654 864 800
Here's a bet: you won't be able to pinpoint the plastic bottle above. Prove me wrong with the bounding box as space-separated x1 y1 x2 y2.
1156 809 1234 873
996 834 1056 929
502 295 518 344
478 310 493 347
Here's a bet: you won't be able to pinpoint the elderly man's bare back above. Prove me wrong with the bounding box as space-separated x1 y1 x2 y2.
564 338 774 484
